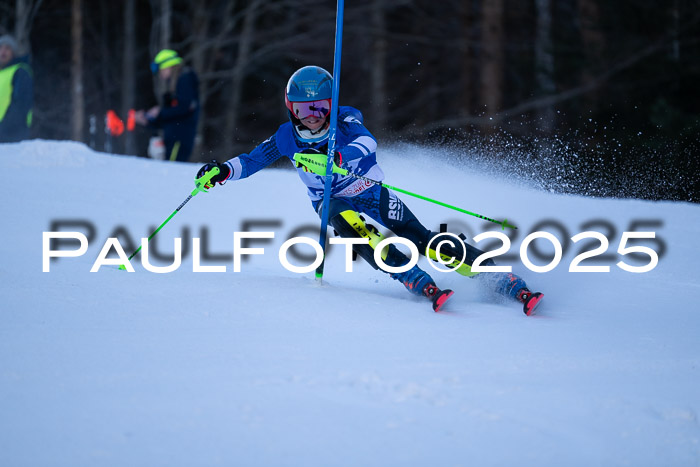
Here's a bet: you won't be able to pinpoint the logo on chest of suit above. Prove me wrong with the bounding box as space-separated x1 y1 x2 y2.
387 192 404 221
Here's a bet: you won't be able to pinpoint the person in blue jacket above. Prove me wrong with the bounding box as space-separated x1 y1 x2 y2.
0 35 33 143
135 49 199 162
198 66 543 314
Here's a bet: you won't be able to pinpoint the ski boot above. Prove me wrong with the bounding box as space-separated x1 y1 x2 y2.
424 283 455 312
391 265 454 312
516 288 544 316
483 272 543 316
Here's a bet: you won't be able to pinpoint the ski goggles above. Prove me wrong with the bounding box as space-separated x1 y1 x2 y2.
291 99 331 120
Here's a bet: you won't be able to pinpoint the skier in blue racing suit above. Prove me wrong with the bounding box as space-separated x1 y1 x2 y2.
198 66 543 314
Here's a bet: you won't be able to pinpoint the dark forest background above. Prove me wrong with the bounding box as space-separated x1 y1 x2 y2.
2 0 699 201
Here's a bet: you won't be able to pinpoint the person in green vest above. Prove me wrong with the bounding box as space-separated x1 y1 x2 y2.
0 35 33 143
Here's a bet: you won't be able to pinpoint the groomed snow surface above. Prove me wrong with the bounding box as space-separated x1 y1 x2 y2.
1 140 699 466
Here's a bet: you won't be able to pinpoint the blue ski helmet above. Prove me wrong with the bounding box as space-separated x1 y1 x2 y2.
285 66 333 122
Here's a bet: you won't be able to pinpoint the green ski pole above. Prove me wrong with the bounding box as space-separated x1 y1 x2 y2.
118 166 221 270
293 152 517 230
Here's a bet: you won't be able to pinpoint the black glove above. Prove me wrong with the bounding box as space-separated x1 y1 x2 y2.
196 160 231 188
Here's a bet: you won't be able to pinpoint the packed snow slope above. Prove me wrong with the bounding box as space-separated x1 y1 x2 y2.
1 140 699 467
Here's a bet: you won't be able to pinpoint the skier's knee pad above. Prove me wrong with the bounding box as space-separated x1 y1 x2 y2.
424 231 495 277
330 210 408 270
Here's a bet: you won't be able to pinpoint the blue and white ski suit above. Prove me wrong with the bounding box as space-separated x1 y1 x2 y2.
223 106 383 205
221 106 529 299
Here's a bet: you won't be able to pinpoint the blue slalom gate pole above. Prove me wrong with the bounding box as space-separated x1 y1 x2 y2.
315 0 345 282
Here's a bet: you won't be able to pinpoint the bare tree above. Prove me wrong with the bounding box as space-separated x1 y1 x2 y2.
186 0 240 158
534 0 556 133
459 0 476 120
479 0 504 127
577 0 604 116
671 0 680 61
71 0 84 142
224 0 263 150
147 0 172 99
188 0 214 160
14 0 43 53
122 0 136 154
160 0 171 50
370 0 388 135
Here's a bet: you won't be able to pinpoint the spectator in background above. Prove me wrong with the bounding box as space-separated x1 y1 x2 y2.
0 34 33 143
135 49 199 162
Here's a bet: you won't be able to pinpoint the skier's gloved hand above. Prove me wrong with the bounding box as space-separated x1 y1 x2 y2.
196 160 231 188
294 148 342 173
295 148 320 173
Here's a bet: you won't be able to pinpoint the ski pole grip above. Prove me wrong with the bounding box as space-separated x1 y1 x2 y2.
293 152 347 176
293 152 328 176
194 166 221 194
